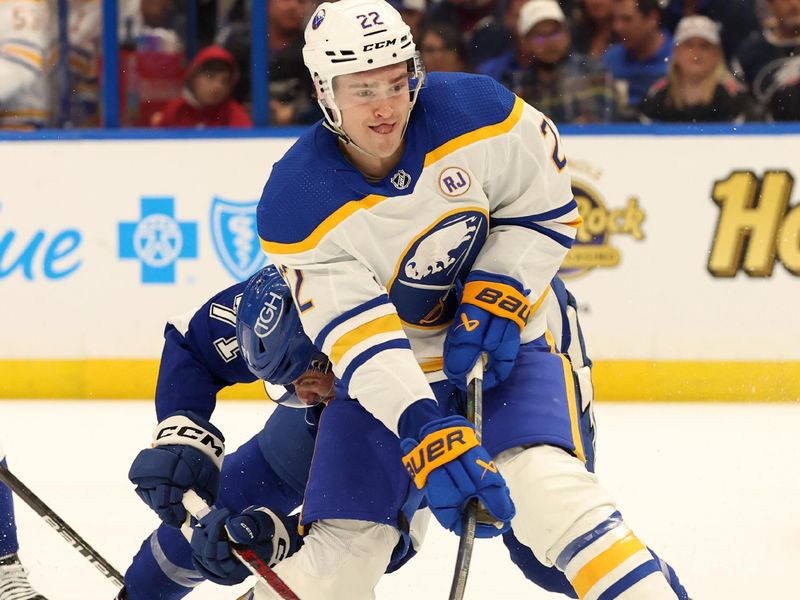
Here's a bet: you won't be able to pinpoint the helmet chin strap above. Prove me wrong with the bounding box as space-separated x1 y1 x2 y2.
322 119 385 161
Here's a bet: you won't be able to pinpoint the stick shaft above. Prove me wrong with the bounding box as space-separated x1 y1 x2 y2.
448 354 486 600
182 490 300 600
0 464 124 586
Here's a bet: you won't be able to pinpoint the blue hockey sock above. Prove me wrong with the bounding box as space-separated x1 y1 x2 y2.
124 524 204 600
0 459 19 558
503 530 577 597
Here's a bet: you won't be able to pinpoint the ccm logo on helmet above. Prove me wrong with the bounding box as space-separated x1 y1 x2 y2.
363 39 397 51
254 291 283 338
155 425 224 458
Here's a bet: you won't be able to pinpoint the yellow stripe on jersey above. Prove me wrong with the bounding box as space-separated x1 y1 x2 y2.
2 44 43 69
260 194 387 254
423 96 524 168
570 533 647 598
329 312 403 364
529 287 550 317
419 358 443 373
558 353 585 463
544 330 556 352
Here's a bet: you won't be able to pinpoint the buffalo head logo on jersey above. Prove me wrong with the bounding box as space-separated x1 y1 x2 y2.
389 210 488 328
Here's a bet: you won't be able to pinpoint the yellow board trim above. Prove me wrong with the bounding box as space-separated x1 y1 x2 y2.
558 354 586 463
2 359 800 400
260 194 387 254
423 96 525 168
570 533 647 598
329 313 403 364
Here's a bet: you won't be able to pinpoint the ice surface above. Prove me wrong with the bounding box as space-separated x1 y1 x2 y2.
1 400 797 599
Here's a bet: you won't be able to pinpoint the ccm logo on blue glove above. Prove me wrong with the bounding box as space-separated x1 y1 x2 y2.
154 416 225 461
128 411 225 528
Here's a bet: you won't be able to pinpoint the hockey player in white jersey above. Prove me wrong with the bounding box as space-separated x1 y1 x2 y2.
0 0 55 129
255 1 690 598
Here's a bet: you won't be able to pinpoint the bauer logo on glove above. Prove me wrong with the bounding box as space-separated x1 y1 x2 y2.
402 424 479 489
462 281 531 329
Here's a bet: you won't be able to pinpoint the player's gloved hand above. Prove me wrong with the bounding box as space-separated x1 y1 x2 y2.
190 505 300 586
443 271 531 391
399 410 515 538
128 411 224 528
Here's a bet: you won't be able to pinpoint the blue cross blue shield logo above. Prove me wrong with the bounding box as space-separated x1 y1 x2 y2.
210 197 267 281
118 197 198 284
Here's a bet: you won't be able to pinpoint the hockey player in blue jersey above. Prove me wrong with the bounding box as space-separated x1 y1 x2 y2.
0 446 47 600
119 265 428 599
255 0 690 598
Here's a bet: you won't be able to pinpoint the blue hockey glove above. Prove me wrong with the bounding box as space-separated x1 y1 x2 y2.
190 505 300 586
128 411 224 528
400 414 515 538
443 271 531 390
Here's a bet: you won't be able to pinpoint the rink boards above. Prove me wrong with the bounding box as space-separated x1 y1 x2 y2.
1 128 799 400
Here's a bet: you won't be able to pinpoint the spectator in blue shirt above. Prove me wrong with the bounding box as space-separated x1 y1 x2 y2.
603 0 672 108
475 0 532 85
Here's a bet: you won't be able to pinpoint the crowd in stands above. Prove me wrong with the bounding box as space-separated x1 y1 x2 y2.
1 0 800 129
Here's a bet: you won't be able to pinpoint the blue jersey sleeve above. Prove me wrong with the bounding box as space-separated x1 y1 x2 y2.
155 280 259 421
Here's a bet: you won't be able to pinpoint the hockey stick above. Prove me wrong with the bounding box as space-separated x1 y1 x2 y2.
448 353 486 600
0 464 124 587
181 489 300 600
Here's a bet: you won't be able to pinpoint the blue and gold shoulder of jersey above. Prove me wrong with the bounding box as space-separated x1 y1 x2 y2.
258 123 361 251
257 73 522 254
418 72 520 155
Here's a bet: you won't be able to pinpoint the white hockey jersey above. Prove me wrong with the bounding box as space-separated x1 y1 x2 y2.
0 0 56 129
258 72 579 435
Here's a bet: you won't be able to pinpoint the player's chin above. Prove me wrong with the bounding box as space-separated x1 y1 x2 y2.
368 137 403 158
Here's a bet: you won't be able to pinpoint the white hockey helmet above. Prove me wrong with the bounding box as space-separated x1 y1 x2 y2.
303 0 425 132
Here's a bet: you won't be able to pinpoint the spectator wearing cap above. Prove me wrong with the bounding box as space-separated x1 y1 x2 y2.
660 0 759 62
419 23 467 72
640 16 751 122
153 45 252 127
733 0 800 119
572 0 616 59
603 0 672 108
511 0 621 122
